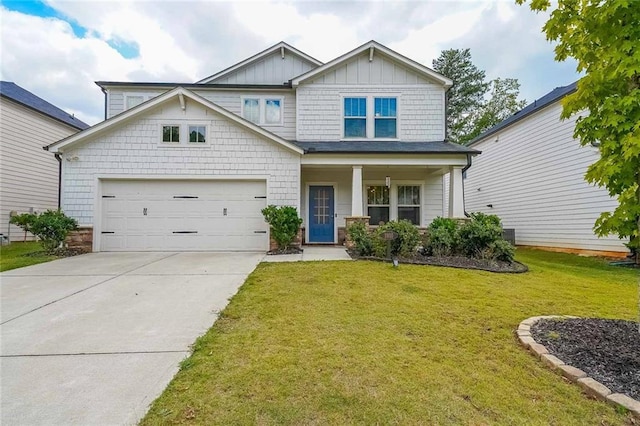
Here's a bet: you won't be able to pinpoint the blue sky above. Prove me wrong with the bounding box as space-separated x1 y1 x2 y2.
0 0 579 126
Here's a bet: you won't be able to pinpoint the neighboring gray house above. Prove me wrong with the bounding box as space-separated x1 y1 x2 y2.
47 41 478 252
0 82 89 242
463 82 627 255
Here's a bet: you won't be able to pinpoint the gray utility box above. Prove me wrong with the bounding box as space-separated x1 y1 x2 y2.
502 228 516 245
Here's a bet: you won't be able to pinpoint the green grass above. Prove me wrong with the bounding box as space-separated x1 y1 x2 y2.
0 241 58 272
142 249 638 425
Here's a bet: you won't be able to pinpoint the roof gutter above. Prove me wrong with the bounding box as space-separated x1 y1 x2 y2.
462 153 473 217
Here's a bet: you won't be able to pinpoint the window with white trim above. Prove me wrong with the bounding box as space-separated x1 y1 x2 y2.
162 125 180 143
367 185 390 225
242 97 283 125
188 125 206 143
344 97 367 138
397 185 420 225
343 96 398 139
374 97 397 138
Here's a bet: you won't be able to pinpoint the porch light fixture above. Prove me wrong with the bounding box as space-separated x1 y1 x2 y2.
385 176 391 188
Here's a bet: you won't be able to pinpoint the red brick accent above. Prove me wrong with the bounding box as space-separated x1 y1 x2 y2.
65 226 93 253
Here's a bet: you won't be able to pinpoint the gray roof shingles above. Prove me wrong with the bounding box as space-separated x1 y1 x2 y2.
467 81 578 146
293 140 480 154
0 81 89 130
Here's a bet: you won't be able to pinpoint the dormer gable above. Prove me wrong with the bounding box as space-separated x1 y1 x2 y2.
291 40 452 87
197 41 322 85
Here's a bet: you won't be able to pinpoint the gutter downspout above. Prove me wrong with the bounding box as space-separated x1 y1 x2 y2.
43 145 62 209
462 153 472 217
100 87 107 120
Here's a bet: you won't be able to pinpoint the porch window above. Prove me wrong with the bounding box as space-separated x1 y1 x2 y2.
367 185 389 225
374 97 397 138
344 97 367 138
397 185 420 225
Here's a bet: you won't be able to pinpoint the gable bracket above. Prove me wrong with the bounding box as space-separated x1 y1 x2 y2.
369 46 374 62
281 46 285 59
178 93 186 111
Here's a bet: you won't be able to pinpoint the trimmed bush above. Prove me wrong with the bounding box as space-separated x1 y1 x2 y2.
372 220 421 258
457 212 504 258
423 217 459 256
10 210 77 254
346 220 373 256
261 205 303 250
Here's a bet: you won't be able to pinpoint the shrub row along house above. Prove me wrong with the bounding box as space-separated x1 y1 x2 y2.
46 41 479 252
0 81 89 242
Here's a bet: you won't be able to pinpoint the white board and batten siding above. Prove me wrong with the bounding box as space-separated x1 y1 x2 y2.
61 98 300 252
296 52 445 142
107 89 297 141
463 101 627 252
0 98 79 241
208 51 317 85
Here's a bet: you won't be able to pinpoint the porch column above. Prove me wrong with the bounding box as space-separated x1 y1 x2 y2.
448 166 465 218
351 165 363 216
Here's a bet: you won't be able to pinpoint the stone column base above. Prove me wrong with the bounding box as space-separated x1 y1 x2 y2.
66 226 93 253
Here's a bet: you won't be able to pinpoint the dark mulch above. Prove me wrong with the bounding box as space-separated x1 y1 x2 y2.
531 318 640 400
348 251 528 273
266 247 303 255
23 247 84 258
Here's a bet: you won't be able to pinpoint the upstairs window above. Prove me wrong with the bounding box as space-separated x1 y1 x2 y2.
162 125 180 143
344 97 367 138
189 125 206 143
374 97 397 138
242 97 283 125
367 185 390 225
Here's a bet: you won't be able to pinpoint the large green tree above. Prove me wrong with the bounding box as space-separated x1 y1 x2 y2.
433 50 526 145
517 0 640 262
433 49 489 144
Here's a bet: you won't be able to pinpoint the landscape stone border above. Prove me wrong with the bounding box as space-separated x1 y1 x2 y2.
517 315 640 418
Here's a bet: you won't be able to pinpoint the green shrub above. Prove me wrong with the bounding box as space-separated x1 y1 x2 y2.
10 210 77 254
457 212 504 258
9 213 36 242
261 205 303 250
346 220 373 256
488 239 516 262
424 217 460 256
372 220 421 258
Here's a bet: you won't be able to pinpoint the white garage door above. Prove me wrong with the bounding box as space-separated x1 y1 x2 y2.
100 180 268 251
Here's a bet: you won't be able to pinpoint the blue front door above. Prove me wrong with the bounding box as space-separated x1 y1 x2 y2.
309 186 334 243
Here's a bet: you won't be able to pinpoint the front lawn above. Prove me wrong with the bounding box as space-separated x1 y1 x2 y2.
142 249 638 425
0 241 58 272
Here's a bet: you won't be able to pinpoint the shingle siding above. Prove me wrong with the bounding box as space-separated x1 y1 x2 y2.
62 102 300 226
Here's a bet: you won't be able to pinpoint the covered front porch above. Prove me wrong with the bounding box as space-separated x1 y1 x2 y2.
299 153 468 245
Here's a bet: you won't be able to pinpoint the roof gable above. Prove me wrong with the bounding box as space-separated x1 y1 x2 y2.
291 41 452 87
197 41 323 85
467 81 578 146
46 86 303 155
0 81 89 130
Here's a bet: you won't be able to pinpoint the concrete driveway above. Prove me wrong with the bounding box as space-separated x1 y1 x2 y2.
0 251 264 425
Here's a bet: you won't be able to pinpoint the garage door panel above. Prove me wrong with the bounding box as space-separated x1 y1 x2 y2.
100 180 268 251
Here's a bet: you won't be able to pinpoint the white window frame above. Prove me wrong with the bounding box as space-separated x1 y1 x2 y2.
340 94 400 140
241 96 284 126
158 122 210 147
160 124 182 145
363 180 423 226
396 184 422 226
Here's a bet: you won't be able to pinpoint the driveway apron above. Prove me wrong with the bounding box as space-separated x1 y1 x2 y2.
0 251 263 425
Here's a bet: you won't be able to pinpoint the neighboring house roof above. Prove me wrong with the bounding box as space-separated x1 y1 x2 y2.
294 141 480 154
290 40 453 88
46 86 303 155
196 41 323 84
0 81 89 130
95 82 292 90
467 81 578 147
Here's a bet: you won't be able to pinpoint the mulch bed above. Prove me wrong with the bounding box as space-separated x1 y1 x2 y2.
531 318 640 400
349 252 528 273
266 247 303 255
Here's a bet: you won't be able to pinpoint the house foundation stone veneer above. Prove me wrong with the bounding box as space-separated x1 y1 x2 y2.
65 226 93 253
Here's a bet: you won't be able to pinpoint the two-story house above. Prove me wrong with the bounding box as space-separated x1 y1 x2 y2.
46 40 479 252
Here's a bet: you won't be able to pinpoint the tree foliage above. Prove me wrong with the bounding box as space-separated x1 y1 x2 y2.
261 205 302 251
433 50 526 145
9 210 77 254
518 0 640 260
